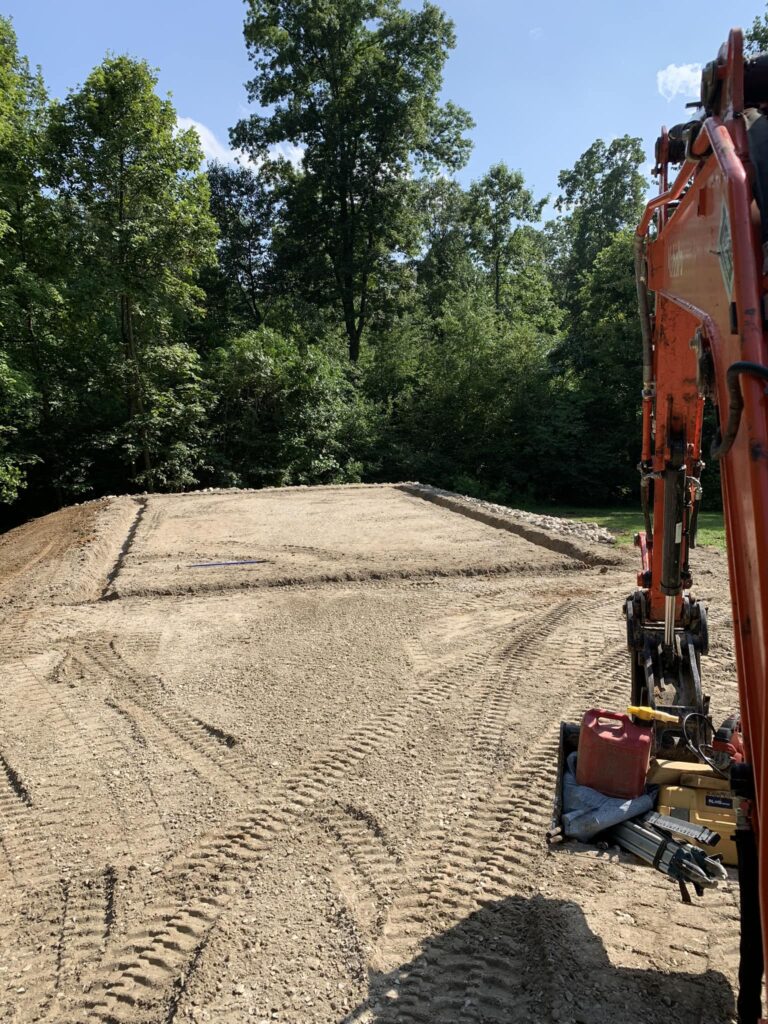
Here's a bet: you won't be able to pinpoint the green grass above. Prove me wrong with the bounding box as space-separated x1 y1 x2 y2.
521 505 726 549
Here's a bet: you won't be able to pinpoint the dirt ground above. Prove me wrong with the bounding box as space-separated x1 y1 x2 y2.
0 484 741 1023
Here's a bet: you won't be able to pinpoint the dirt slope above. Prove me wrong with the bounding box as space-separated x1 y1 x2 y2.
0 485 739 1023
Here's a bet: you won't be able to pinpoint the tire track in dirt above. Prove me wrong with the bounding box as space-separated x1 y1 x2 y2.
0 749 32 889
371 670 631 1022
0 655 171 889
82 587 624 1023
70 581 628 1022
0 660 89 887
0 749 34 889
375 590 624 966
0 490 738 1024
58 651 171 858
73 601 529 1022
0 868 119 1024
313 595 576 947
316 800 403 930
73 643 259 797
369 641 734 1024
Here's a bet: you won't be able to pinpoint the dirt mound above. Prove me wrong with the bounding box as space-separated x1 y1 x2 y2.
103 486 582 600
0 496 138 612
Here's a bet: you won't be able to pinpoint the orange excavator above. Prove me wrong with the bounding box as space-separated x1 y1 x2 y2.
632 27 768 1023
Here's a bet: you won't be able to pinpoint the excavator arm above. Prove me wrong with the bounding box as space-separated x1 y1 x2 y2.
633 29 768 1022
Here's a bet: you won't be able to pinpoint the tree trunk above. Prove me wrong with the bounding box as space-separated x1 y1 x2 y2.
348 325 361 363
120 294 152 478
15 199 62 504
338 270 362 362
116 150 152 481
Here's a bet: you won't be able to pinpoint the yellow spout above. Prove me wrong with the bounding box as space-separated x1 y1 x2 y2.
627 705 680 725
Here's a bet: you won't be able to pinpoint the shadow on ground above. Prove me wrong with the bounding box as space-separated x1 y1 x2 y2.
343 895 735 1024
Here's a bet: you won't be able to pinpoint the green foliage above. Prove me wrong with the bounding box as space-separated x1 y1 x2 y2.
233 0 474 360
548 231 642 501
466 162 546 312
550 136 646 304
360 282 553 498
45 55 218 492
519 505 726 550
0 7 675 529
0 351 38 502
746 9 768 54
0 16 53 504
208 328 366 486
204 160 279 337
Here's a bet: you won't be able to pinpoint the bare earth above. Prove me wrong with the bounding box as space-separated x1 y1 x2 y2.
0 484 740 1024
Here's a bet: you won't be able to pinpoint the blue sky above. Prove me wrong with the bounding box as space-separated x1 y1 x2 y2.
7 0 764 206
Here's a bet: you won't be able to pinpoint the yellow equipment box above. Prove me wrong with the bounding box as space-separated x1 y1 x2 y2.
658 773 738 866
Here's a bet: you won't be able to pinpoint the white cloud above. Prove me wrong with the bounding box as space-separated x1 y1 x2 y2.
176 117 304 171
656 63 702 103
177 116 237 164
529 26 543 40
271 140 305 167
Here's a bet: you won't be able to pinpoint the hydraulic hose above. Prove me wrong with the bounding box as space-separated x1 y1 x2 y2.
634 235 654 392
711 362 768 459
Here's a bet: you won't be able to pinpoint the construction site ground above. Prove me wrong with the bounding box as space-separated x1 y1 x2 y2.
0 484 740 1023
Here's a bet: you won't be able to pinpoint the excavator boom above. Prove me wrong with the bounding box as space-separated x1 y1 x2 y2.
634 29 768 1021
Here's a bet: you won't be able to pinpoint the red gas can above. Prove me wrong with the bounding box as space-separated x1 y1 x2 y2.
576 709 652 799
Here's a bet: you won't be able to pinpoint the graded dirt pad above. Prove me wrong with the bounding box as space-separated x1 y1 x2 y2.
107 485 578 599
0 485 740 1023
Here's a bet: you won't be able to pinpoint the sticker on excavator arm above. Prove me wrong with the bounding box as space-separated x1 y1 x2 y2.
718 202 734 298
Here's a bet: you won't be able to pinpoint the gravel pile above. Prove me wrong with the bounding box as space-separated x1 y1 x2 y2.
407 484 617 546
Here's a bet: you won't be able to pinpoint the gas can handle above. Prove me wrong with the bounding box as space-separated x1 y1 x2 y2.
587 709 627 723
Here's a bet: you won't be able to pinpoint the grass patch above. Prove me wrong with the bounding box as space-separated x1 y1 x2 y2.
521 505 726 549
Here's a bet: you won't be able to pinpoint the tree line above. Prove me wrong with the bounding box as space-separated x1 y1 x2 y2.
0 0 658 526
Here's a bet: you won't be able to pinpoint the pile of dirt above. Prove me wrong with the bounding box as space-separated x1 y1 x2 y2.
0 496 138 612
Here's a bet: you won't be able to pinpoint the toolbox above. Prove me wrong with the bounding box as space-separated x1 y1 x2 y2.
656 771 738 867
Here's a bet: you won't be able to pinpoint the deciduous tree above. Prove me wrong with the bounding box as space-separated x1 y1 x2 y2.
232 0 473 361
551 136 646 304
466 163 545 311
0 16 50 503
46 56 218 489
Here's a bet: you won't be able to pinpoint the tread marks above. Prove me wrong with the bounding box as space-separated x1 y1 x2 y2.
75 644 256 796
0 750 32 883
82 898 223 1022
75 635 480 1022
191 718 238 748
377 641 629 985
372 672 631 1020
54 871 121 994
163 932 211 1024
317 800 402 907
379 594 624 963
47 655 169 861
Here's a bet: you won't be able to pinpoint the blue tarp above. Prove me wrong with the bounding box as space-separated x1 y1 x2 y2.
561 751 654 841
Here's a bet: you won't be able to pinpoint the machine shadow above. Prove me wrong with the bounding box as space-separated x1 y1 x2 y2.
342 894 735 1024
